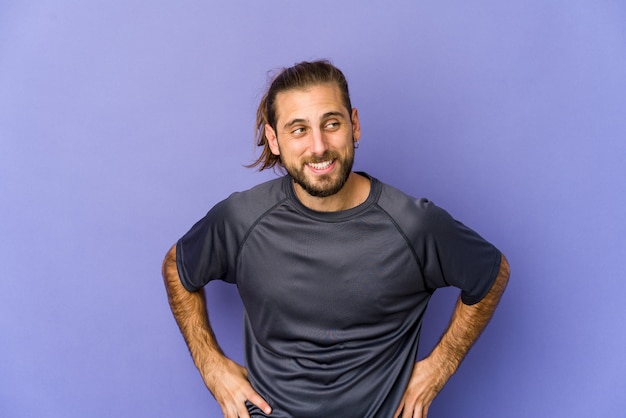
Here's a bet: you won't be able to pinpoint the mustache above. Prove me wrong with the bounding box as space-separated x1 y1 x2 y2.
303 151 340 165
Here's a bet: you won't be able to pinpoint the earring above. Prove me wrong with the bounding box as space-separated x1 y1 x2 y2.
354 141 360 149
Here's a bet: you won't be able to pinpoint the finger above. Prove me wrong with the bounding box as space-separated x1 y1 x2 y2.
413 396 432 418
408 402 427 418
393 392 409 418
246 391 272 415
236 403 251 418
220 403 238 418
401 397 419 418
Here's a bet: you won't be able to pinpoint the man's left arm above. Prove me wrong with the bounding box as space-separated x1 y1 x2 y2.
394 254 510 418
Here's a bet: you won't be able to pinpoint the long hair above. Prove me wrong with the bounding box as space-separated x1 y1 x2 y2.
248 60 353 171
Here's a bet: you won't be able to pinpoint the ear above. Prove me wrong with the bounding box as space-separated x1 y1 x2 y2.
265 124 280 156
351 108 361 142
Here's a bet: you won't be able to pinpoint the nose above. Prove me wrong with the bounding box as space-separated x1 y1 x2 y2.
309 128 328 156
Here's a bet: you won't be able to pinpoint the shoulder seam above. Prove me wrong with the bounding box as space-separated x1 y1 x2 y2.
235 197 290 265
375 203 428 290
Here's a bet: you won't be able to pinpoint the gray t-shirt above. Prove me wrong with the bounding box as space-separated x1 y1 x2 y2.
177 173 501 417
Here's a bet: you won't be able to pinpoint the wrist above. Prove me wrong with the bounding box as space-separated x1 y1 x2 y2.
424 347 460 384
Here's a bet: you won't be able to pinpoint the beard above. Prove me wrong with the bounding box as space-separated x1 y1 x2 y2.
283 148 355 198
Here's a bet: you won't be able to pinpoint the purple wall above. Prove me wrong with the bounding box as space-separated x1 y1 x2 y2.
1 1 625 417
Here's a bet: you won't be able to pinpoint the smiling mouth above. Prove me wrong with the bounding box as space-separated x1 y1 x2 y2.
307 160 334 170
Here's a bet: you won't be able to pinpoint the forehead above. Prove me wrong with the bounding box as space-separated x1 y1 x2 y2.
274 83 347 125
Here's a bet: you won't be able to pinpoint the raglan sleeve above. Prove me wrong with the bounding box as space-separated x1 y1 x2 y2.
417 199 502 305
175 199 238 291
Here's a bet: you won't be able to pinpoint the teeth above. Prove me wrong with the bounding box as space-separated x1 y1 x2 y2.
308 160 332 170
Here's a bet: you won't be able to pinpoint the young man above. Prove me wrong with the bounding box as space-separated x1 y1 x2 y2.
162 60 510 418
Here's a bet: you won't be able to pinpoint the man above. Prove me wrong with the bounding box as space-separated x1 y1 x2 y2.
162 60 510 418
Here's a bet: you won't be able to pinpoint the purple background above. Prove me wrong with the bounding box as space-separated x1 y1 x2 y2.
1 1 625 417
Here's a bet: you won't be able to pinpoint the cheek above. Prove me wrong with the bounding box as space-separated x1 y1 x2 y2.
279 140 308 158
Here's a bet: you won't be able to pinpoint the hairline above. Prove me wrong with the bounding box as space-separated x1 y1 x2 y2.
270 81 353 132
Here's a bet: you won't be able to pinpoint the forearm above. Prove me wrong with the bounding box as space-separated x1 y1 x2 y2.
392 255 510 417
428 254 510 379
162 246 225 373
162 245 271 416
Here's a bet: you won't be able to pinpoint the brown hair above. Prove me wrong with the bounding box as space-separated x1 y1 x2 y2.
248 60 353 171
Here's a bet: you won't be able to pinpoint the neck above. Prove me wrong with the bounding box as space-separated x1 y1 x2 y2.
294 172 371 212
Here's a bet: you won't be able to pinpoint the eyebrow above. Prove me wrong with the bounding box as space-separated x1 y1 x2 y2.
282 112 347 130
283 118 308 130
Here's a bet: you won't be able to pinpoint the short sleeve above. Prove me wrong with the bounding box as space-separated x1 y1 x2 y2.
418 201 501 305
174 177 289 292
176 200 235 291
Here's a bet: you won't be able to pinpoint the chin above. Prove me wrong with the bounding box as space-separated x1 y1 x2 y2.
301 176 346 197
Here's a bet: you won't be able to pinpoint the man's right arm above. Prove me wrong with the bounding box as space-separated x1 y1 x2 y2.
162 245 272 417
